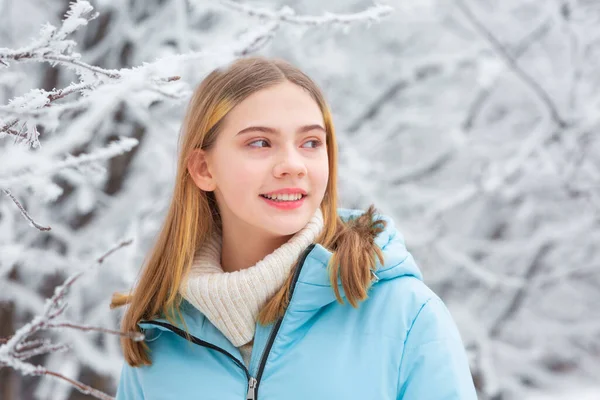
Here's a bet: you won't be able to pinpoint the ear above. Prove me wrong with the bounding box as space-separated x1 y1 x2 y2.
187 149 216 191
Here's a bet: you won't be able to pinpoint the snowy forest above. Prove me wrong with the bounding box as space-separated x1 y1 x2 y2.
1 0 599 399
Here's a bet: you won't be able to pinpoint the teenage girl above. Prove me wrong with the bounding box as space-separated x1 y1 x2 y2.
111 56 478 399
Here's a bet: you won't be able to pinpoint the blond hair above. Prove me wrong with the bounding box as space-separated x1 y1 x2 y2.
110 56 386 366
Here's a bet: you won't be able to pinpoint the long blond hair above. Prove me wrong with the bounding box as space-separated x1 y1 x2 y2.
110 56 386 367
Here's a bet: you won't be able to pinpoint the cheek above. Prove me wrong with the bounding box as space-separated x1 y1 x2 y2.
218 158 261 194
311 157 330 191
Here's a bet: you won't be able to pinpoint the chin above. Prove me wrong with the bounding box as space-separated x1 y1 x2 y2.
266 223 306 238
262 214 312 237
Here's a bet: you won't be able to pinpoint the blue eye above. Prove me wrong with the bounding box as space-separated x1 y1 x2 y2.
302 139 323 149
248 139 323 149
248 139 270 148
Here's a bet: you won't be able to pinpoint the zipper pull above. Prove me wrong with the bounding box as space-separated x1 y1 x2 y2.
246 377 257 400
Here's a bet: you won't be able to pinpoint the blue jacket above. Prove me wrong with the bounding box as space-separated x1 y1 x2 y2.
116 208 477 399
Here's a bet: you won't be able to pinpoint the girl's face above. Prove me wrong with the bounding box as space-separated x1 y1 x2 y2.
190 80 329 239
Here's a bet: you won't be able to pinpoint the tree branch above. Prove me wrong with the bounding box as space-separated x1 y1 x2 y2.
0 239 137 400
2 189 51 231
455 0 569 128
213 0 393 26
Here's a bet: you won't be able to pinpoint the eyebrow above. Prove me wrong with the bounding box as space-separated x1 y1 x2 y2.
236 124 326 136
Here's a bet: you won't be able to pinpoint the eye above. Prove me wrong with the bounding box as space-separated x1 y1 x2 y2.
302 139 323 149
248 139 270 148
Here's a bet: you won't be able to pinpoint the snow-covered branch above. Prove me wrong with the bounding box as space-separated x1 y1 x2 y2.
213 0 393 27
462 17 554 131
454 0 569 128
0 136 139 189
0 136 138 233
1 0 389 149
0 239 140 400
0 1 111 76
2 189 51 231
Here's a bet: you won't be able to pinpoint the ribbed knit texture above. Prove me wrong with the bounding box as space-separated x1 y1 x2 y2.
179 207 324 368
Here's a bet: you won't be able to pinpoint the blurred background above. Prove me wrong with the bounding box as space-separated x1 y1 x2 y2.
1 0 599 399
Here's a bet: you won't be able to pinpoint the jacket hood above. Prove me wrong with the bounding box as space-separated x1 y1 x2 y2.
288 207 423 312
139 208 422 336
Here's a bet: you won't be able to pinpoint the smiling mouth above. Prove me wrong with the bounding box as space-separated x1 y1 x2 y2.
259 194 307 202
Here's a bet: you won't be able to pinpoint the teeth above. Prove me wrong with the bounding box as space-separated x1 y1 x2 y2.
262 193 304 201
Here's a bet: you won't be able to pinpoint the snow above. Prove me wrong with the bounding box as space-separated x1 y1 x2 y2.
1 0 600 399
526 387 600 400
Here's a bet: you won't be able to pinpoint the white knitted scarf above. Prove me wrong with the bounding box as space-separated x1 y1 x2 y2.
179 207 324 348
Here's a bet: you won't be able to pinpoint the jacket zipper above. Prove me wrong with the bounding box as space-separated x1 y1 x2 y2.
140 319 258 398
140 243 316 400
251 243 315 399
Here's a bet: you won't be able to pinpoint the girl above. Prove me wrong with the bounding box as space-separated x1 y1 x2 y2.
111 56 477 399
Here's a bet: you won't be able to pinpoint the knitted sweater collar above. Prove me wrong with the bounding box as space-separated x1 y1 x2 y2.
179 207 324 347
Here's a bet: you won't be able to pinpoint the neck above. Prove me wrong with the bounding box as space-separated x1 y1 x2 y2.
220 229 293 273
180 206 325 348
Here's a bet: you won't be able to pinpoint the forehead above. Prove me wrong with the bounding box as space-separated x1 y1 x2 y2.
222 82 325 131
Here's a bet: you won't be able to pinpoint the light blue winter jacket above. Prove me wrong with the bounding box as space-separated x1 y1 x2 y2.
115 208 477 399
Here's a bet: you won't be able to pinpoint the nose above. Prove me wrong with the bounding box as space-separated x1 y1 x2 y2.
273 144 307 178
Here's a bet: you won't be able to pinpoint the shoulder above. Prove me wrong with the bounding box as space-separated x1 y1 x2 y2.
371 271 438 314
378 274 437 307
368 276 461 344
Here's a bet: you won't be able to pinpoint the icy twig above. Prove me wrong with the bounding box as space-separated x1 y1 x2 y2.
2 189 51 231
0 136 139 189
454 0 568 128
1 1 388 146
0 1 180 145
0 1 114 77
214 0 393 27
0 239 139 400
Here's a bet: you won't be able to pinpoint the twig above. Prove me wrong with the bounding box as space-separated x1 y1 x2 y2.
43 369 114 400
214 0 393 26
44 322 144 341
462 17 554 131
455 0 568 128
2 189 51 231
0 136 139 189
17 343 71 361
489 242 553 338
0 239 136 400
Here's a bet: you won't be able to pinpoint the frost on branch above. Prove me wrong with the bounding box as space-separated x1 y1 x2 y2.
0 1 101 75
213 0 393 28
0 239 140 400
0 0 386 150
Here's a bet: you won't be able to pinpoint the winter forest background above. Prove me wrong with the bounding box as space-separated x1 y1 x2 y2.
1 0 599 399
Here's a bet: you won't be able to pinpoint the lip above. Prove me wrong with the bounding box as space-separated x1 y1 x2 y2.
261 187 308 196
260 194 306 210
